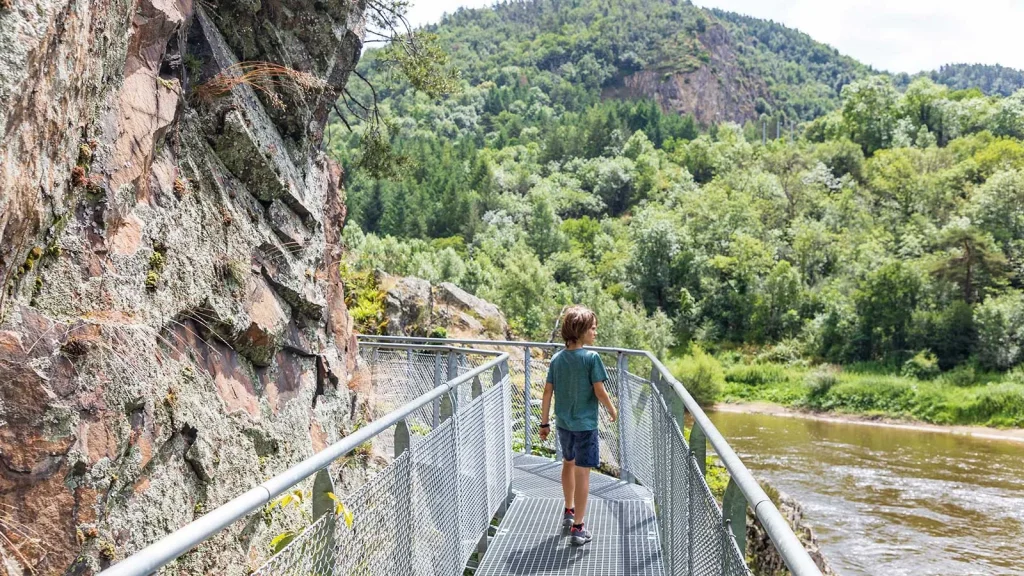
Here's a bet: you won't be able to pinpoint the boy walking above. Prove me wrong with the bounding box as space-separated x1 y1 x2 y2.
539 305 618 546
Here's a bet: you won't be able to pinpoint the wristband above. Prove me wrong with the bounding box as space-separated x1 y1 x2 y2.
539 423 550 429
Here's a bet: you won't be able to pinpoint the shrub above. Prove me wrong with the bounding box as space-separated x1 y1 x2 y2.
725 363 788 386
902 350 940 380
974 292 1024 370
667 346 724 407
428 326 448 339
805 364 840 402
941 364 978 387
955 383 1024 427
755 338 806 366
817 376 916 414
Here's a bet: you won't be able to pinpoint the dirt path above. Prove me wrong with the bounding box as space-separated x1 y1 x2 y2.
711 401 1024 444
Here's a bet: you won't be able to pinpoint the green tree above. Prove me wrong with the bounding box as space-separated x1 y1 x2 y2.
854 261 922 360
492 243 559 338
752 260 803 342
526 191 568 260
930 220 1009 304
974 291 1024 370
627 207 692 314
840 76 900 155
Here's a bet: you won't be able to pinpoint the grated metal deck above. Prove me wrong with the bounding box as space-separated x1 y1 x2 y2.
477 454 665 576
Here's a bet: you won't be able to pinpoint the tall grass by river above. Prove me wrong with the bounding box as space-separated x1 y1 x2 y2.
667 350 1024 428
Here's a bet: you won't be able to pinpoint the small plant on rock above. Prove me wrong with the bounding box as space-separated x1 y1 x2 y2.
194 62 326 109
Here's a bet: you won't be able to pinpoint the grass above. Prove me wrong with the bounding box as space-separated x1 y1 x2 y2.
700 352 1024 428
194 62 326 109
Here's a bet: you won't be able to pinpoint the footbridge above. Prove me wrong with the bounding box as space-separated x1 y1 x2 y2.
99 337 823 576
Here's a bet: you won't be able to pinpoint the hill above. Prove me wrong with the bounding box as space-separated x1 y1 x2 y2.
925 63 1024 96
419 0 871 125
331 0 1024 390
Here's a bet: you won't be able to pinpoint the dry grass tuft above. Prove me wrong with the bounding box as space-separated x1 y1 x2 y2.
194 62 326 109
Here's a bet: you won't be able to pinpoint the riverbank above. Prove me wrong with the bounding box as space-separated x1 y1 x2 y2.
712 401 1024 443
705 358 1024 428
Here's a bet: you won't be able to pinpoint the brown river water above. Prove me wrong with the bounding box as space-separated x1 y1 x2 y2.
706 411 1024 576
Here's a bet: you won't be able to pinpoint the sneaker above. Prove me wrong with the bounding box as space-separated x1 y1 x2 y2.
562 507 575 527
570 523 592 546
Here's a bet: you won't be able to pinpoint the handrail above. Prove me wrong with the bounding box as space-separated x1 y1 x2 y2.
358 335 822 576
644 351 822 576
99 350 509 576
358 334 648 356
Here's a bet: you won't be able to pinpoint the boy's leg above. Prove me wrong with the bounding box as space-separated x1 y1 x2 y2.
573 465 591 525
561 459 576 510
573 430 600 527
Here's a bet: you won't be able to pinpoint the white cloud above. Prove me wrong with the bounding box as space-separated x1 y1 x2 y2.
403 0 1024 74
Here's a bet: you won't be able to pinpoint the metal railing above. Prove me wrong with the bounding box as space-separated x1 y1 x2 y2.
100 345 513 576
360 335 824 576
99 337 822 576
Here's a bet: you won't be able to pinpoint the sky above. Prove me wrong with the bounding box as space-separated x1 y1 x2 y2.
405 0 1024 74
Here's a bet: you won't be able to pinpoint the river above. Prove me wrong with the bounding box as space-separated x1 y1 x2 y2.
706 410 1024 576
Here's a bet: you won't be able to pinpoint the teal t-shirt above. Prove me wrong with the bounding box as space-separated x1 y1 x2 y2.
545 349 609 431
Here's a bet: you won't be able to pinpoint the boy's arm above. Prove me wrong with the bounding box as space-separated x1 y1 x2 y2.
592 381 617 422
540 381 554 440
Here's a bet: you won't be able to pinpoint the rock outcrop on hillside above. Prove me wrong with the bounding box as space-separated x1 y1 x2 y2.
603 22 770 125
0 0 367 574
380 274 509 340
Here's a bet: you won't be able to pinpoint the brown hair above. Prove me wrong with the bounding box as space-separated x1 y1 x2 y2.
560 305 596 344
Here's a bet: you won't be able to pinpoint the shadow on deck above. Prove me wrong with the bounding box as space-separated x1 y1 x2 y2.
477 454 665 576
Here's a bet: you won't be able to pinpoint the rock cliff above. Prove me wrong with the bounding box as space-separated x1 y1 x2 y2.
0 0 367 574
380 274 509 340
602 22 770 125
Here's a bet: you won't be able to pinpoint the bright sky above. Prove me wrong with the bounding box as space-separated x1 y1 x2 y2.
405 0 1024 74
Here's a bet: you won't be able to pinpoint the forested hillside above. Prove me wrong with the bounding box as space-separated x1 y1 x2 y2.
925 64 1024 97
330 0 1024 423
432 0 873 124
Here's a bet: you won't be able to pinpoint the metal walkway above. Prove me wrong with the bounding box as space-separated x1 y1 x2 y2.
478 454 663 576
99 337 823 576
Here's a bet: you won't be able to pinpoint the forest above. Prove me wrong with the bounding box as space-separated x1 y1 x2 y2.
329 0 1024 425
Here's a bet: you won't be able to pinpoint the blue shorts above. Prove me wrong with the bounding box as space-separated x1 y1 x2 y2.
558 428 600 468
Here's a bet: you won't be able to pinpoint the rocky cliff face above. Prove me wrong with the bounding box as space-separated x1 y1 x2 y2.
0 0 367 574
603 22 769 125
381 274 509 340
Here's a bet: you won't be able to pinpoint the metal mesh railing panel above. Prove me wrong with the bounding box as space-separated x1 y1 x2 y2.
622 371 656 486
249 348 511 576
332 451 412 575
598 364 622 469
410 418 461 575
629 366 748 576
505 352 553 455
250 512 334 576
484 376 512 514
457 392 489 563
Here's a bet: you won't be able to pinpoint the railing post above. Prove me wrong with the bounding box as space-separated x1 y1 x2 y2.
395 419 410 458
406 347 413 383
495 360 514 515
690 422 707 477
615 352 632 483
523 347 532 454
392 425 413 574
723 477 747 558
432 352 442 429
447 349 459 412
310 469 337 576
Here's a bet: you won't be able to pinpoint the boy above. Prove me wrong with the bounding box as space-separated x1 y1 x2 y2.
539 305 618 546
